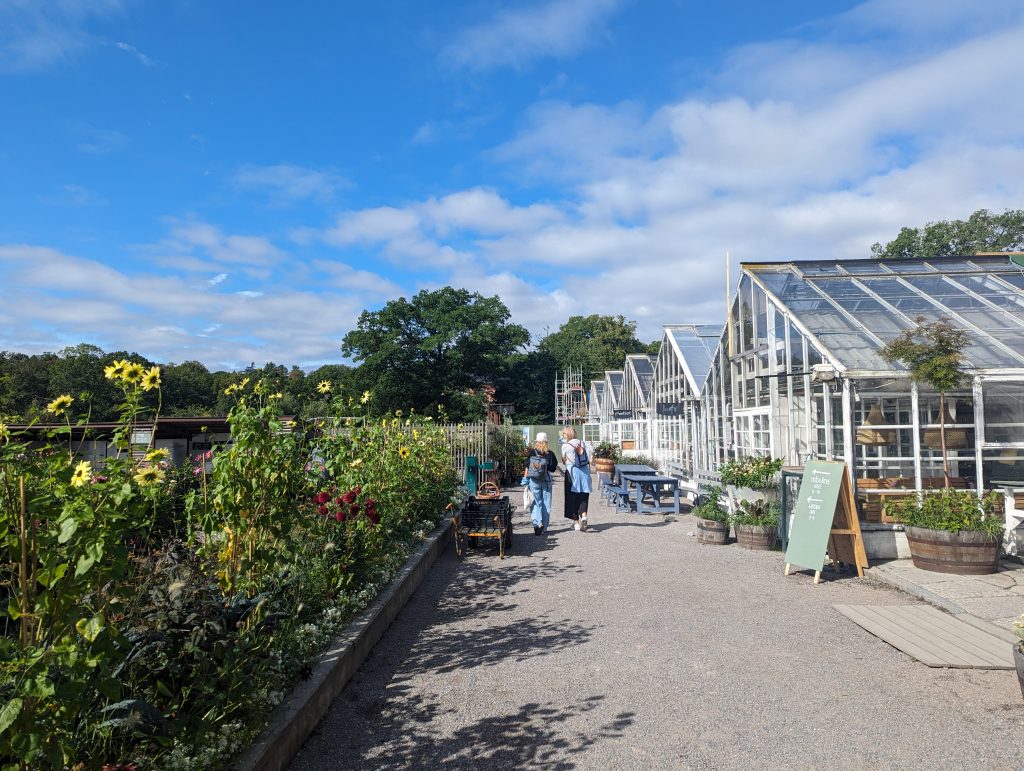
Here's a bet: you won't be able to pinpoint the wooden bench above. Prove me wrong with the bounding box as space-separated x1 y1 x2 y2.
664 462 700 504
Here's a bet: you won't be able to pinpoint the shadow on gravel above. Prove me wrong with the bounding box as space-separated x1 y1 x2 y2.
584 519 674 533
314 691 636 770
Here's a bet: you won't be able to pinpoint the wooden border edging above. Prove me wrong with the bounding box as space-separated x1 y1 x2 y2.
236 517 453 771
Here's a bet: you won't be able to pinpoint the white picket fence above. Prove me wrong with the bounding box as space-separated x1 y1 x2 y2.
439 421 491 475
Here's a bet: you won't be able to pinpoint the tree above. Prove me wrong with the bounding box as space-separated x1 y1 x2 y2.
162 361 217 416
879 316 969 488
538 315 648 386
341 288 529 421
871 208 1024 260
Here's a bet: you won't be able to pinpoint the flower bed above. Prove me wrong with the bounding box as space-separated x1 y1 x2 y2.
0 370 461 769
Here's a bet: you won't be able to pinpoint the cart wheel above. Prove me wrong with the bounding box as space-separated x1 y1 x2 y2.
468 536 479 549
504 529 513 550
454 530 465 560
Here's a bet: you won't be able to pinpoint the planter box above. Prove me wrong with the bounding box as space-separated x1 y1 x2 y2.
904 526 1001 575
735 523 777 551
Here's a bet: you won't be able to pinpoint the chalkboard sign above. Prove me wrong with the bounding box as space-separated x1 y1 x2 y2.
612 409 633 419
784 461 867 583
656 401 683 416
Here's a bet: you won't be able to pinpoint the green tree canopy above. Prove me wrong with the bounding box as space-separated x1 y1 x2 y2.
341 287 529 420
538 314 648 386
871 208 1024 260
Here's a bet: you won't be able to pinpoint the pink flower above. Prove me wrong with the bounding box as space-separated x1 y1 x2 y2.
205 450 213 461
335 510 346 523
192 467 202 477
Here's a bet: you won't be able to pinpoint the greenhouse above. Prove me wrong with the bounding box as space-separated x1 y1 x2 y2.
697 254 1024 542
598 370 625 443
616 354 656 450
650 324 723 477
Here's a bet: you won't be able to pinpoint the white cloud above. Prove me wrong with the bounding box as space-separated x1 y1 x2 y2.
232 163 349 203
76 127 127 155
441 0 625 71
39 183 108 207
114 40 154 66
0 243 367 369
0 0 127 72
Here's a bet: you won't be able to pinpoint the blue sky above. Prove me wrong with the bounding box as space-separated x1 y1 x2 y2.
2 0 1024 369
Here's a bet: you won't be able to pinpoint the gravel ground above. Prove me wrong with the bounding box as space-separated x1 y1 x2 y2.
290 480 1024 770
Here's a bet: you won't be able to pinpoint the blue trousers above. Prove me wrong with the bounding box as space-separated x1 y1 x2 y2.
528 478 552 528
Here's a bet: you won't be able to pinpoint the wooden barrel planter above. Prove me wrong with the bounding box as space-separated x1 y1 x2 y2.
904 526 1000 575
696 518 730 545
594 457 616 475
735 524 777 551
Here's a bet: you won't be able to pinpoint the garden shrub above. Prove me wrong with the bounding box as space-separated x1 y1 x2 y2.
0 372 461 769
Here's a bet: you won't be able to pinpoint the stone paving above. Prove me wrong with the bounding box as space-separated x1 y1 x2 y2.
290 481 1024 769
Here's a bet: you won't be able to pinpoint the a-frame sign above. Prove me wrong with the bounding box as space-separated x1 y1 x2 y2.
784 461 868 583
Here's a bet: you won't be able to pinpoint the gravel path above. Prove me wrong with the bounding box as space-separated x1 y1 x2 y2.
290 480 1024 770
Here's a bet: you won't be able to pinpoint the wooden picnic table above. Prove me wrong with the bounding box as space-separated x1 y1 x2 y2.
614 463 657 486
620 473 681 515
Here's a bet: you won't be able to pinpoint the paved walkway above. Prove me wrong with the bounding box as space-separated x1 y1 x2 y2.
291 480 1023 770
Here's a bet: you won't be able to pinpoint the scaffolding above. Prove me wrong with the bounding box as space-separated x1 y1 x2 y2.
555 365 587 425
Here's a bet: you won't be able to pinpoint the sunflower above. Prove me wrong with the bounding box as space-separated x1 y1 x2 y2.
141 366 161 392
398 446 410 460
121 362 145 384
145 448 170 462
253 380 264 395
133 466 166 487
0 422 8 443
269 392 284 401
46 394 74 415
317 380 332 395
361 390 372 404
70 460 92 487
104 359 127 380
224 383 239 395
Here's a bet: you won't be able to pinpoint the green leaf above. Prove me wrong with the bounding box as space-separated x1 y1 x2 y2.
0 697 22 735
75 553 96 578
57 517 78 544
6 598 21 621
75 614 105 642
36 562 68 588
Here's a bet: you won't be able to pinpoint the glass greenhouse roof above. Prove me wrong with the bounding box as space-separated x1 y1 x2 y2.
627 355 656 403
746 255 1024 372
605 371 624 407
665 324 723 393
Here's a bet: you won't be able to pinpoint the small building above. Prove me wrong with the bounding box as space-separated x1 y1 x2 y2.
600 370 625 443
618 354 657 451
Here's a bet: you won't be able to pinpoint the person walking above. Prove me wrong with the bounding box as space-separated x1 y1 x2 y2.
522 432 558 535
560 426 592 531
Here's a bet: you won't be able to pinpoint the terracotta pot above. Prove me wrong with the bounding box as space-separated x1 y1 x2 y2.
735 523 778 551
904 526 1000 575
696 517 730 545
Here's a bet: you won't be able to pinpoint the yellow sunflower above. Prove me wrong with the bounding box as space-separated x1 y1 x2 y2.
46 394 74 415
361 390 372 404
141 366 161 392
0 422 9 443
399 446 410 459
121 362 145 384
70 460 92 487
253 380 264 395
133 466 166 487
317 380 332 395
145 448 170 462
104 359 127 380
224 383 239 395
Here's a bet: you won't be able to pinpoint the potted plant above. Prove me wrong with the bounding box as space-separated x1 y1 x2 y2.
719 455 783 507
593 441 620 475
731 498 780 550
1013 612 1024 701
693 485 730 545
886 489 1003 574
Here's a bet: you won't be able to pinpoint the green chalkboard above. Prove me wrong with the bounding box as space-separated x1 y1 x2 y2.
784 461 845 572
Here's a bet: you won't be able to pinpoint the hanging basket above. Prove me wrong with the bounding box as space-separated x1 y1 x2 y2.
856 403 895 446
922 403 968 450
